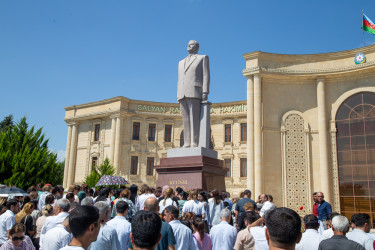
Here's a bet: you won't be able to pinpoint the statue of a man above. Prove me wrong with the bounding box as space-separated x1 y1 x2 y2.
177 40 210 147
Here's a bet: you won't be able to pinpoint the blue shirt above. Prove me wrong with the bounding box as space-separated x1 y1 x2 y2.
88 224 121 250
106 216 131 250
209 221 237 250
169 220 196 250
318 200 332 221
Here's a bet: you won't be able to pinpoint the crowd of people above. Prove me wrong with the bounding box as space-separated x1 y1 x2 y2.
0 182 373 250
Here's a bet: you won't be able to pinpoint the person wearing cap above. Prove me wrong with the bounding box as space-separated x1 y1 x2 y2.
78 191 86 204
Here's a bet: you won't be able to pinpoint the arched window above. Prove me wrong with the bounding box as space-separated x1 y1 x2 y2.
336 92 375 223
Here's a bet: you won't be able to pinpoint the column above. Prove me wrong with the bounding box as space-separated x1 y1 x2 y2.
254 74 263 198
63 125 72 188
109 117 117 165
247 76 255 198
67 122 79 187
317 78 331 202
113 116 123 174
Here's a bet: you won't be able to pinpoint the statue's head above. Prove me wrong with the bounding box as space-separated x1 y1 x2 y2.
187 40 199 54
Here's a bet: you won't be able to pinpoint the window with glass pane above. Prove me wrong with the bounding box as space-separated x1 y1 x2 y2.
165 125 172 142
148 124 156 141
336 92 375 226
94 124 100 141
132 122 140 140
147 157 154 176
224 159 231 177
225 124 231 142
240 158 247 177
130 156 138 175
92 157 98 168
241 123 247 142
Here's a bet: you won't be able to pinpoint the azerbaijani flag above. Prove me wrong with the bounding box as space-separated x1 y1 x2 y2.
363 14 375 35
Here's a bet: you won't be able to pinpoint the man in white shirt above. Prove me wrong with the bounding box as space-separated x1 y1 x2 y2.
40 198 70 249
164 205 197 250
259 194 276 217
88 201 121 250
106 201 131 250
296 214 324 250
347 213 373 250
60 205 100 250
210 208 237 250
42 216 72 250
0 199 19 246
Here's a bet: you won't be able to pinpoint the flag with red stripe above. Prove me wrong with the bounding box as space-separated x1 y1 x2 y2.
363 14 375 35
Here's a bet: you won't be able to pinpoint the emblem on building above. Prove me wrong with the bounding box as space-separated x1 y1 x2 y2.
354 53 366 64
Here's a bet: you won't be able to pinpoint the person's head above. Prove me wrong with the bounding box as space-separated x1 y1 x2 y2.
243 202 255 211
303 214 319 230
332 215 349 234
29 191 38 200
268 195 274 202
55 198 70 214
220 208 232 223
116 201 129 216
69 202 79 212
74 185 80 195
6 199 20 214
66 192 75 203
260 194 268 203
211 189 221 204
243 189 251 198
187 40 199 54
69 205 100 247
43 184 52 193
78 191 86 202
189 190 198 201
192 217 205 240
265 207 301 249
175 187 183 196
316 192 324 204
140 184 150 195
312 192 318 203
178 191 188 201
327 212 340 228
45 194 55 205
120 189 130 199
94 201 110 223
244 211 260 227
351 213 371 233
232 196 240 204
154 187 162 198
131 211 162 250
144 197 159 213
9 223 26 247
163 188 174 206
164 205 179 223
15 202 34 223
81 197 94 206
41 204 54 216
52 187 61 198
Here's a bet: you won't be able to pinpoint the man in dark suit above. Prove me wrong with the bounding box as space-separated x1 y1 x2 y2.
177 40 210 147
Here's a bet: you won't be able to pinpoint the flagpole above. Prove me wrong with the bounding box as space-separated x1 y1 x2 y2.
362 10 365 47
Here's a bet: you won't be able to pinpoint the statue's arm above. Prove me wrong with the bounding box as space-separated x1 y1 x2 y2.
202 55 210 100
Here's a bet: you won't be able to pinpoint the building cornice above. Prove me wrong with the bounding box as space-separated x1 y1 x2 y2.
65 96 130 111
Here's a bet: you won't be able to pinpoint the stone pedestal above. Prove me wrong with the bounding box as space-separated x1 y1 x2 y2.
155 156 226 191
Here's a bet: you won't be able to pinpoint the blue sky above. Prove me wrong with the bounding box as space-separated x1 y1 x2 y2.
1 1 375 161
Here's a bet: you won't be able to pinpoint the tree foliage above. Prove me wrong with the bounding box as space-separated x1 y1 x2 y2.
83 157 115 188
0 115 14 132
0 116 64 189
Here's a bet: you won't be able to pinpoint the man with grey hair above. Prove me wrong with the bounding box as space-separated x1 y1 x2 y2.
318 215 365 250
81 197 94 206
40 198 70 249
88 201 121 250
209 208 237 250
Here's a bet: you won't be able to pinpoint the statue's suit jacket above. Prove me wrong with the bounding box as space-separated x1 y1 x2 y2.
177 54 210 101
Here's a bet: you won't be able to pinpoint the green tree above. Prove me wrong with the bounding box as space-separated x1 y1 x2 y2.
0 116 64 189
0 115 14 132
83 157 115 188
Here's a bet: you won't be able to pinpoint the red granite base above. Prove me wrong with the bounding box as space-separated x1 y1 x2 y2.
155 156 226 191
